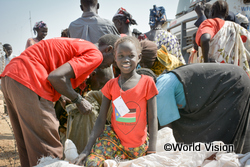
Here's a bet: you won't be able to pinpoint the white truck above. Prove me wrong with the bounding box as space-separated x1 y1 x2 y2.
164 0 250 62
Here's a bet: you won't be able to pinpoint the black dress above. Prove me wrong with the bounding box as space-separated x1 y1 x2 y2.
169 63 250 153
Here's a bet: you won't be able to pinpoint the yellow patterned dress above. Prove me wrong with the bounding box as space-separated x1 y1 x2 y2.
85 125 148 167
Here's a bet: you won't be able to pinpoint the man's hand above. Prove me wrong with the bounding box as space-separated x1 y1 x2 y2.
71 152 89 165
59 95 72 109
195 2 204 18
76 98 92 115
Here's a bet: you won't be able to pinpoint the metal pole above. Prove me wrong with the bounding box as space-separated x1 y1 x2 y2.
29 11 33 38
181 22 187 58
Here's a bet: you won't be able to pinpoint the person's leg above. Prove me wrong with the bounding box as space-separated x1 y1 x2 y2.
85 126 112 167
125 138 148 160
26 96 63 165
1 76 63 166
85 126 122 166
1 77 30 167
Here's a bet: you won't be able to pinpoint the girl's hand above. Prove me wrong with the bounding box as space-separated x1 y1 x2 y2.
71 152 89 165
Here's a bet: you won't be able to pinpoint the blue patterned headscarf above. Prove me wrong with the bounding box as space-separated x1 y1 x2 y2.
149 5 167 26
33 21 47 35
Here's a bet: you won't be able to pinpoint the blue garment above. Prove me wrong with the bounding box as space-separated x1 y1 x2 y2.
194 15 207 27
194 11 240 28
68 12 119 43
156 72 186 126
149 5 167 26
226 11 240 24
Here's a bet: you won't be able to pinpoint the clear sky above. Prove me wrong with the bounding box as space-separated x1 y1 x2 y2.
0 0 179 55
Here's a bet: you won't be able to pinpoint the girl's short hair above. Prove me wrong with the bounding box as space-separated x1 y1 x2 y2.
114 36 142 55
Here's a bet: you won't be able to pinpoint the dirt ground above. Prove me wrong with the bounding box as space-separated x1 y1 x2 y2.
0 92 21 167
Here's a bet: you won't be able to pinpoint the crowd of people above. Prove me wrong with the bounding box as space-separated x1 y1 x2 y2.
0 0 250 167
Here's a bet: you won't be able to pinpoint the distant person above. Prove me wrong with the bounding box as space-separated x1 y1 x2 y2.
0 44 17 86
61 28 69 37
0 34 119 167
139 5 186 65
196 0 250 75
0 43 17 115
1 44 17 72
139 5 167 42
235 13 250 62
73 36 158 166
236 13 249 30
112 7 138 77
194 2 212 27
25 21 48 49
112 7 137 36
194 2 240 28
132 28 142 38
68 0 119 43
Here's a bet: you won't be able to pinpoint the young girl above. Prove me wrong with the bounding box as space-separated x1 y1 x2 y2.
73 36 158 166
25 21 48 49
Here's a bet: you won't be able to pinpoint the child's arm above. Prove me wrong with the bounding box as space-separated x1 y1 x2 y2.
147 95 158 154
72 95 111 165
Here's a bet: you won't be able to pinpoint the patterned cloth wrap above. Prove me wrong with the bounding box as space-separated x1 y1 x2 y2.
85 125 149 167
154 31 185 63
150 45 185 76
33 21 47 34
208 21 250 76
188 47 204 64
149 5 167 26
113 7 137 25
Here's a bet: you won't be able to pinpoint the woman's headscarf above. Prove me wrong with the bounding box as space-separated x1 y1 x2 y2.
140 40 158 68
149 5 167 26
157 45 184 72
33 21 47 35
236 13 249 24
113 7 137 25
150 45 185 76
